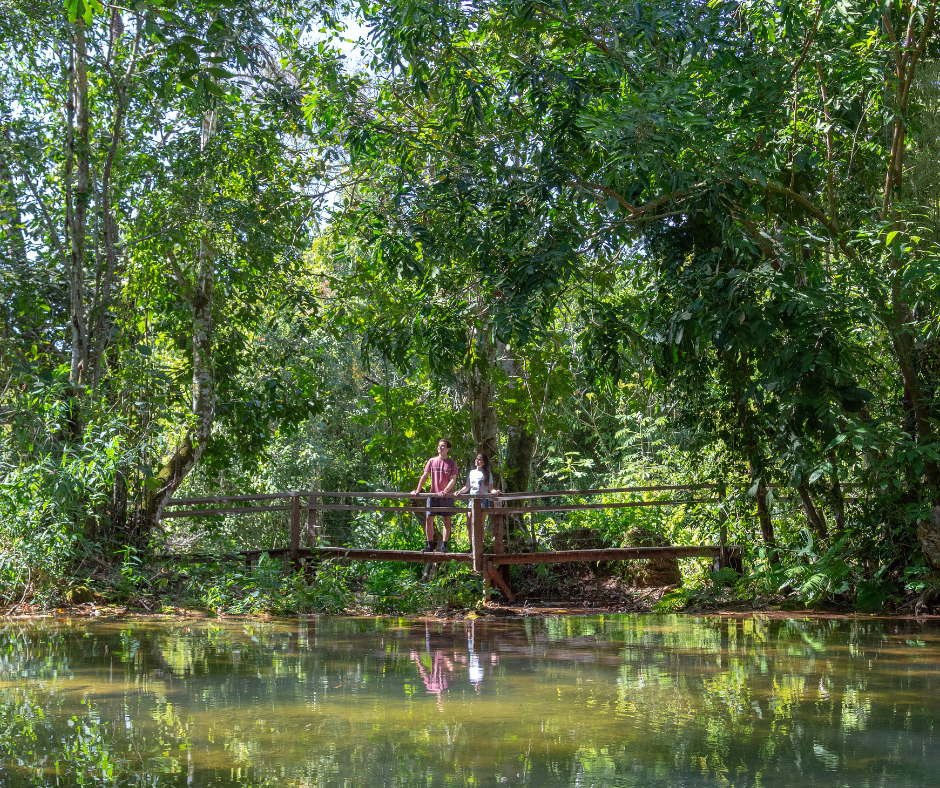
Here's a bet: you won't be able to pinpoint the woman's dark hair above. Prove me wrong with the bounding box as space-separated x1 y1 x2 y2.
476 453 490 484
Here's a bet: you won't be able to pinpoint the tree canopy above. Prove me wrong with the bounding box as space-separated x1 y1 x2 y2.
2 0 940 611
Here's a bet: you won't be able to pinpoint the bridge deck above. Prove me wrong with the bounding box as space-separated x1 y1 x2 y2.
166 545 735 564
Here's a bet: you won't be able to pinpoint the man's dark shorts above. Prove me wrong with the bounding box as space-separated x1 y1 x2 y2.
426 497 457 518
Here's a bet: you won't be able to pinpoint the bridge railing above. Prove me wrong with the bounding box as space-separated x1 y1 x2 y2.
162 485 739 591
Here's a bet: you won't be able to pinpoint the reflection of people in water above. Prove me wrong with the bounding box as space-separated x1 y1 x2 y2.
467 620 483 688
410 622 492 705
411 649 455 697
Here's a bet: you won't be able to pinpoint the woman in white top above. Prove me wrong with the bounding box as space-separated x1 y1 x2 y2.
456 453 501 551
456 453 501 506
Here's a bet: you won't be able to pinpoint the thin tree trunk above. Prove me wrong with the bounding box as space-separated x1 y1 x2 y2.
755 479 776 550
880 3 940 490
89 16 140 391
89 105 124 390
141 109 219 531
827 449 845 532
69 20 90 385
797 482 828 540
146 239 216 527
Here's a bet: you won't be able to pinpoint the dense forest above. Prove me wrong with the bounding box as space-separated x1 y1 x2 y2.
2 0 940 614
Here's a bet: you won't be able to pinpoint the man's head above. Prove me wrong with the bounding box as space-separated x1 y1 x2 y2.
437 439 451 457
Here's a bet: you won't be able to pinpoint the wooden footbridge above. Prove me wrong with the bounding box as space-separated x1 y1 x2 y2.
163 486 742 600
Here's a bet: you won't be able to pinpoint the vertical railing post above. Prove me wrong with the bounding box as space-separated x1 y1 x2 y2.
307 488 319 546
471 497 484 573
718 484 728 570
290 493 301 572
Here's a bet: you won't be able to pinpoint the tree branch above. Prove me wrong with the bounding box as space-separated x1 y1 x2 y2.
788 0 825 81
166 248 195 307
1 127 64 258
743 178 852 258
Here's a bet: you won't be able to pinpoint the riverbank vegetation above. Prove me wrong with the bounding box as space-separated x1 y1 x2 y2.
3 0 940 616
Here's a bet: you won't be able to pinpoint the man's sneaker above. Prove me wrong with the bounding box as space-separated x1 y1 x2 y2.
420 542 436 553
439 541 449 553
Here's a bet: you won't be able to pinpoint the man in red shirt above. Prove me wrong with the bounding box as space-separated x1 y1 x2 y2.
411 439 459 552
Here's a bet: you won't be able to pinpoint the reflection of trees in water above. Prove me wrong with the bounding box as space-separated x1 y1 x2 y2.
0 616 938 786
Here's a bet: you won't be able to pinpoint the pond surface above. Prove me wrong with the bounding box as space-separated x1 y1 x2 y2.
1 614 939 787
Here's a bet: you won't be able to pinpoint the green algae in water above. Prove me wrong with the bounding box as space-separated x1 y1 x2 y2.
1 614 939 786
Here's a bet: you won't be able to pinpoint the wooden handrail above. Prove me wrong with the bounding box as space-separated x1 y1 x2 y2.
162 505 292 518
499 499 715 514
167 493 293 505
497 484 717 500
162 499 713 518
167 483 865 508
167 485 718 507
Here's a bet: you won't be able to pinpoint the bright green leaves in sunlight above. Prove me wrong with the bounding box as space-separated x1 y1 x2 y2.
65 0 102 25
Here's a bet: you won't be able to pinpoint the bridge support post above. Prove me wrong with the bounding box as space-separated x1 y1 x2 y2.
717 484 728 570
307 489 319 546
492 499 511 598
471 497 484 573
290 493 301 572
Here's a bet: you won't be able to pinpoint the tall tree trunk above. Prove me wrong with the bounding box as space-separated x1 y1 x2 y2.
827 449 845 532
141 110 219 532
89 99 125 391
145 239 216 528
498 344 537 550
89 16 140 391
873 4 940 562
69 20 90 386
880 4 940 478
466 331 498 461
498 344 536 494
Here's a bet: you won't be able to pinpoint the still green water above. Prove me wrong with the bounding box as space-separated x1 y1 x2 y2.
1 614 939 787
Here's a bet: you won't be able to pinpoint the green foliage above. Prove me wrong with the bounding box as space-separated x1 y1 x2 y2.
192 557 354 615
0 379 141 606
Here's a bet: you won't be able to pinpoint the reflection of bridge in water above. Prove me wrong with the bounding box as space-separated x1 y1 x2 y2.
162 486 743 601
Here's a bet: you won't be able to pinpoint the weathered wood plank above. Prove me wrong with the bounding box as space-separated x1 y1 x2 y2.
496 500 715 514
158 545 741 566
307 492 477 500
481 546 734 564
487 565 514 601
497 485 717 500
167 493 292 505
162 505 292 517
306 504 468 513
313 547 474 563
